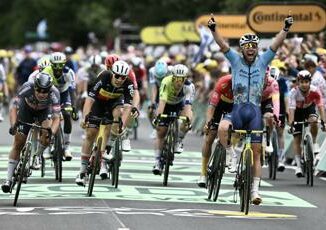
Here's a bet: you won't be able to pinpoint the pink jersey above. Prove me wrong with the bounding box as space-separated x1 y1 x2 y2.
262 76 280 118
289 85 323 109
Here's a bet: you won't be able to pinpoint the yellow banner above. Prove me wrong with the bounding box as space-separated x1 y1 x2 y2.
247 3 326 33
165 21 200 43
140 27 171 45
195 15 254 38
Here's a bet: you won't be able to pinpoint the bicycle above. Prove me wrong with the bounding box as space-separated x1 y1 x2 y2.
206 121 226 202
159 113 189 186
267 127 279 180
292 120 322 187
10 121 50 206
228 126 267 215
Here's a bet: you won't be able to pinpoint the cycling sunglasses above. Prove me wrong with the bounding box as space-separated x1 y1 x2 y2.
242 43 258 49
52 63 65 69
114 74 128 80
173 76 187 82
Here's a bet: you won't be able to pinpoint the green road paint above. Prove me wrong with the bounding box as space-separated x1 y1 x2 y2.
0 171 272 187
0 146 202 158
0 184 315 208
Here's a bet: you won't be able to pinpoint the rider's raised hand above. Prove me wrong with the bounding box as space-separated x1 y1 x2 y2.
207 13 216 32
283 11 294 32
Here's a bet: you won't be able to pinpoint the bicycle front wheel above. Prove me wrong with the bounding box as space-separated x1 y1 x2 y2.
239 149 252 215
207 146 219 200
112 138 121 188
304 135 314 187
87 138 102 197
54 127 64 182
14 143 31 206
213 147 226 202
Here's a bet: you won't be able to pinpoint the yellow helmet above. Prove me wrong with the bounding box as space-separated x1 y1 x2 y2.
0 49 7 58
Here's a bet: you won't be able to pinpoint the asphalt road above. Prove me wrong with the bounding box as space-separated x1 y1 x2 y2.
0 115 326 230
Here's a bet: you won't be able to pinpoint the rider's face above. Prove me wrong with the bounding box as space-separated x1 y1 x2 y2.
241 43 258 63
112 74 127 87
173 76 186 89
298 79 310 93
35 89 49 100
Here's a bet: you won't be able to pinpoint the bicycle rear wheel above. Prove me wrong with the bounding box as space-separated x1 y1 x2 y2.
87 138 102 197
14 143 31 206
304 135 314 187
213 146 226 202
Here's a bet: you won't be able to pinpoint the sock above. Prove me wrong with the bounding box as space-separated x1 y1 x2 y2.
201 157 209 176
80 153 89 173
252 177 260 192
7 159 19 181
64 133 71 149
295 155 301 167
278 148 284 159
155 149 161 161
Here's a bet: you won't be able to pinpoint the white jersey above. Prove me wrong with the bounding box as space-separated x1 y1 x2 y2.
311 70 326 107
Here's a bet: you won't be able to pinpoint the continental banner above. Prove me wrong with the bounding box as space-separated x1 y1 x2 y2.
165 21 200 43
247 3 326 33
195 15 254 38
140 27 171 45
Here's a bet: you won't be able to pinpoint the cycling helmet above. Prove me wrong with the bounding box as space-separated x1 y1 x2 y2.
37 56 51 71
131 56 142 67
89 55 102 66
172 64 189 77
297 70 312 81
105 54 120 68
154 59 168 79
270 66 280 80
111 60 130 76
239 33 259 47
50 52 66 64
64 46 73 55
34 72 53 92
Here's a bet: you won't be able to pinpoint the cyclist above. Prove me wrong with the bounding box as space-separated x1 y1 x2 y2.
148 59 172 139
152 64 195 175
208 13 293 204
197 74 234 187
42 52 77 160
1 72 60 193
261 68 280 153
270 66 289 171
288 70 326 177
130 56 147 109
76 60 134 186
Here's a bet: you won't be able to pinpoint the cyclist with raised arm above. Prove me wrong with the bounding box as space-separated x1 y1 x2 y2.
288 70 326 177
208 13 293 204
152 64 195 175
76 60 134 186
197 74 234 187
42 52 77 161
1 73 60 193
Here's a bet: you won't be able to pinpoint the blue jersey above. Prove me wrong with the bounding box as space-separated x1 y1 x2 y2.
225 48 276 106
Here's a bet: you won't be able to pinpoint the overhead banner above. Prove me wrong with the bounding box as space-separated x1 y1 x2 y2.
195 15 254 38
165 21 200 43
140 27 171 45
247 3 326 33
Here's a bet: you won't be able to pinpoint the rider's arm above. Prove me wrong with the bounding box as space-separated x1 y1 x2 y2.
151 85 158 105
270 16 293 52
288 88 297 124
156 99 166 116
207 16 229 53
271 81 280 119
82 97 94 119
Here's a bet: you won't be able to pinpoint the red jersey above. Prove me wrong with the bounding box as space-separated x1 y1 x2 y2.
209 75 233 106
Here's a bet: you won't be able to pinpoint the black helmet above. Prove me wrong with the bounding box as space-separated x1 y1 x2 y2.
34 72 53 92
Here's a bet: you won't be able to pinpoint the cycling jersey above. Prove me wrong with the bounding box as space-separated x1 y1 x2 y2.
16 81 60 114
76 65 104 89
148 66 172 87
261 76 280 118
89 70 134 105
209 74 233 106
225 48 276 106
311 70 326 107
159 75 195 105
289 85 323 109
42 66 75 93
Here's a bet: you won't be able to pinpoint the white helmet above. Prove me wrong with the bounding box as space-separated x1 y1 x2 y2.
172 64 189 77
131 56 142 67
270 66 280 80
239 33 259 47
111 60 130 76
89 55 102 66
50 52 66 64
37 55 51 71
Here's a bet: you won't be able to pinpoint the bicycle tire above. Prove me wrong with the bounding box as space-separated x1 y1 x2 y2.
13 143 31 206
87 138 102 197
243 149 252 215
163 120 176 186
213 146 226 202
41 155 45 178
238 153 245 212
304 135 314 187
207 146 219 200
270 129 278 180
133 119 138 140
113 138 121 188
54 126 64 182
